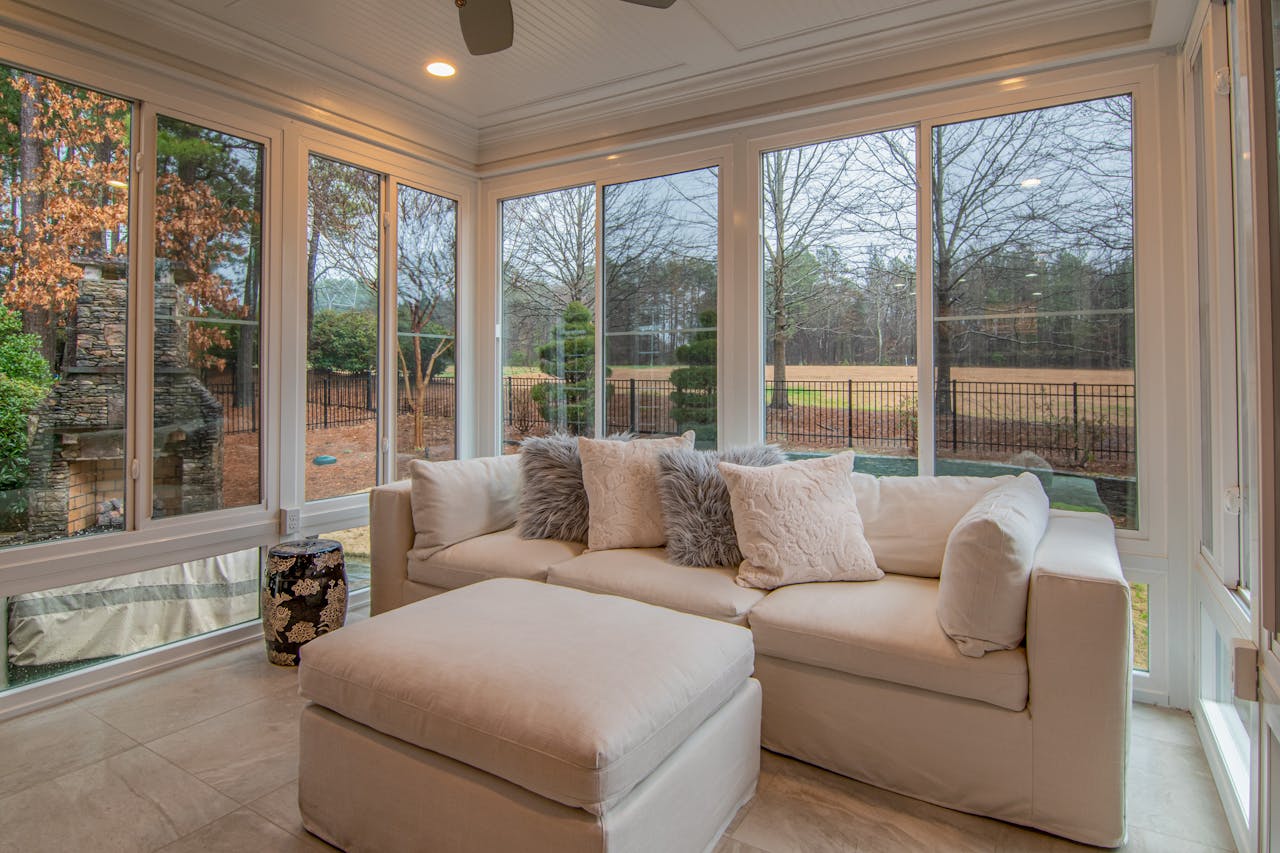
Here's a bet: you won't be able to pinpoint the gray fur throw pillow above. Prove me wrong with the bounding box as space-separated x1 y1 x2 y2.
518 432 631 542
657 445 786 567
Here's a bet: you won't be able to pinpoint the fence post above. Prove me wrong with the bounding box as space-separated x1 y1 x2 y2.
1072 381 1079 435
367 372 374 414
506 377 513 425
323 374 331 429
846 379 854 448
950 379 958 452
629 379 637 433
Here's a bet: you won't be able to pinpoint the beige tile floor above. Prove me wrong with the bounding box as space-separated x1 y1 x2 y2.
0 601 1236 853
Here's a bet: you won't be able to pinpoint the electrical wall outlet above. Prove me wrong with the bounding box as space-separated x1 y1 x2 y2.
280 508 301 536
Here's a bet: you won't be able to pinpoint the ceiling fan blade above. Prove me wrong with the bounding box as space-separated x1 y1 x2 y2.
458 0 514 55
621 0 677 7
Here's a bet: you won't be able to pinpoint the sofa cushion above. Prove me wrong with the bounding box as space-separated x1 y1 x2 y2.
547 548 765 625
579 432 695 550
747 574 1028 711
850 473 1010 578
409 455 522 560
938 472 1050 658
407 526 583 589
721 452 882 590
298 579 756 813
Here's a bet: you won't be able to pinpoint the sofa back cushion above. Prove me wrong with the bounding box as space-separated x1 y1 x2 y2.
409 455 522 560
937 472 1051 657
721 451 882 590
850 473 1011 577
578 432 695 550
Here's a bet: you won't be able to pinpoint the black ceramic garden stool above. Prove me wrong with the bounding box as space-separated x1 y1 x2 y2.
263 538 347 666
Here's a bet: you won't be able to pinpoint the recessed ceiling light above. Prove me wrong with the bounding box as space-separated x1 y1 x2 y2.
426 61 456 78
105 179 129 189
1031 291 1043 297
1020 177 1041 189
1025 272 1039 278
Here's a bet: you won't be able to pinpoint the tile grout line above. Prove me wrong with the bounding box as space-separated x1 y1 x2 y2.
135 741 247 853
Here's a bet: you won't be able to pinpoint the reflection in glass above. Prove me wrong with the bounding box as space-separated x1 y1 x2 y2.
305 156 380 500
500 185 596 450
0 65 132 549
932 96 1136 528
3 547 260 691
604 168 719 447
395 185 457 477
761 128 918 470
323 525 371 592
153 116 264 517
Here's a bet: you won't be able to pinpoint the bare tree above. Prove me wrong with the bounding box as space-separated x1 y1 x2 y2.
929 96 1133 412
396 186 456 450
762 130 916 408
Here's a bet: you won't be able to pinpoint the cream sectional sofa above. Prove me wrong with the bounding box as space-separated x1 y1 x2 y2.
368 455 1131 847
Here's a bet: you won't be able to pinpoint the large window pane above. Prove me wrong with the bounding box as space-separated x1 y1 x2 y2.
762 128 918 470
395 185 457 477
305 156 380 500
154 117 264 517
932 96 1137 528
500 185 596 450
0 67 131 548
3 547 260 691
603 168 719 446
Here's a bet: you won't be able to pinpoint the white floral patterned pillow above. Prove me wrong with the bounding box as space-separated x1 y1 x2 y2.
578 432 695 550
719 451 883 590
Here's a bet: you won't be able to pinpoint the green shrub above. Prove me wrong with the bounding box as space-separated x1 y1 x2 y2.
309 309 377 373
669 310 717 446
531 301 596 434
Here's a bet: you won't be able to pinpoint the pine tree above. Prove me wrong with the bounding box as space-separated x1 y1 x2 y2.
669 309 717 446
531 301 595 434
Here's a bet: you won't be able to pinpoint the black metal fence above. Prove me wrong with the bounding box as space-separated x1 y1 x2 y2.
502 375 1136 470
210 371 1135 470
209 372 458 435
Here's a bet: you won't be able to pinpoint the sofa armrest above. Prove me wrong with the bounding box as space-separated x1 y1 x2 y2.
1027 510 1131 846
370 480 414 616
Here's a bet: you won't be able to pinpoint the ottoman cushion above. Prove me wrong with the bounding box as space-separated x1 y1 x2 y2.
298 578 755 813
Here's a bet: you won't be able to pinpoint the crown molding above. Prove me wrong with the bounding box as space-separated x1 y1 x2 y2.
475 0 1156 167
0 0 479 170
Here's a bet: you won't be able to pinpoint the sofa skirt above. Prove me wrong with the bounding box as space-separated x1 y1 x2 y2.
756 655 1040 832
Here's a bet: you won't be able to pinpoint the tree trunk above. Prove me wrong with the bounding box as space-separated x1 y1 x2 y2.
17 73 57 368
412 329 425 450
234 157 265 409
306 230 320 341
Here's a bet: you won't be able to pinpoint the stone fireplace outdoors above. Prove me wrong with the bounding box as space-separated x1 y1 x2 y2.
24 259 224 541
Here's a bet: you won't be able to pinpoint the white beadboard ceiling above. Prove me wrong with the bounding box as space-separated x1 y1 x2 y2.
9 0 1194 165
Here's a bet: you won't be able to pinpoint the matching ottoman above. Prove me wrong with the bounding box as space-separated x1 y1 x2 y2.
297 578 761 853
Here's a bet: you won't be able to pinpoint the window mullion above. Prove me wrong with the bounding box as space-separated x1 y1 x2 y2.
916 121 936 476
594 182 606 438
379 176 397 484
130 103 158 531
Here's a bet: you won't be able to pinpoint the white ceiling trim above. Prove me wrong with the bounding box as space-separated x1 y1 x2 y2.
475 0 1155 161
3 0 478 160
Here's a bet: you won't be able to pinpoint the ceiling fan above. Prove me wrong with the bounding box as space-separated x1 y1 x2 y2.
455 0 677 56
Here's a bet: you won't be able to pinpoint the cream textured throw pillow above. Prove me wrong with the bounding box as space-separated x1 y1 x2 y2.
937 472 1050 658
719 452 882 590
578 432 695 550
